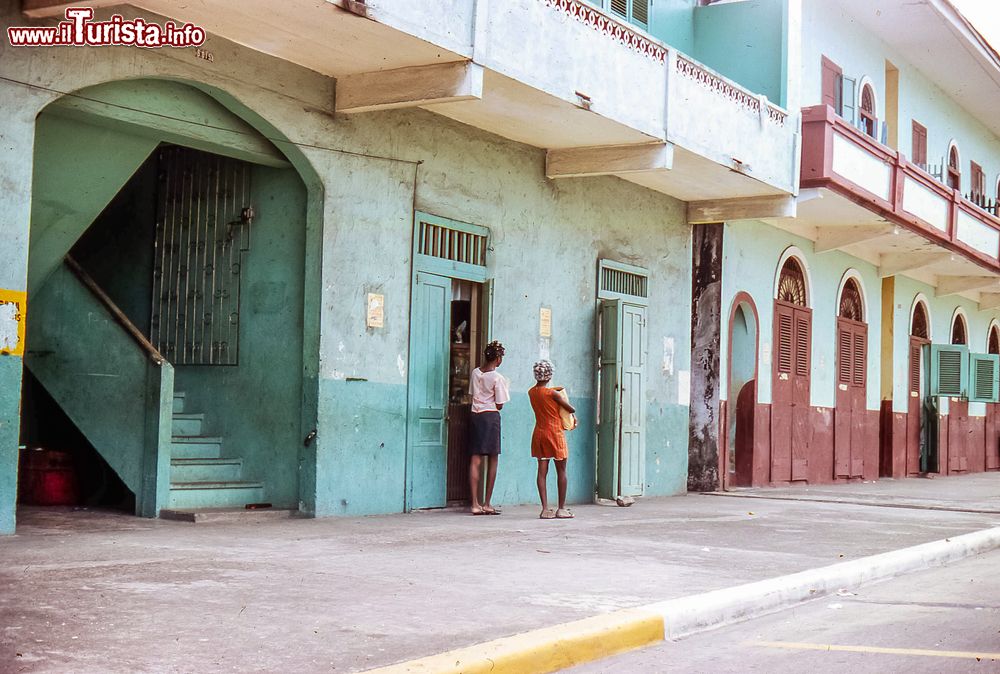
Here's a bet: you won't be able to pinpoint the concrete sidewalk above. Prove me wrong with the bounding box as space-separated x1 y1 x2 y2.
2 474 1000 673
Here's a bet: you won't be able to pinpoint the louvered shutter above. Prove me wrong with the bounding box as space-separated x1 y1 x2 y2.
631 0 649 27
777 310 794 373
969 353 1000 403
841 75 857 123
610 0 627 19
909 342 921 393
821 57 841 111
794 313 811 377
928 344 968 397
852 329 866 387
912 122 927 166
837 326 852 384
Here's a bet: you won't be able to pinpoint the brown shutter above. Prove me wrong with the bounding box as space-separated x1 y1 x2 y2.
911 121 927 166
909 343 921 393
777 309 794 373
794 312 811 377
972 161 985 198
852 328 867 387
838 326 852 384
821 57 842 111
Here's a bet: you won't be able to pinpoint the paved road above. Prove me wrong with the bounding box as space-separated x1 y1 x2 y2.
570 549 1000 673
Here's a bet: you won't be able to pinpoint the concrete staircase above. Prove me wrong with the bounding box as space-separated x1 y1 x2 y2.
167 392 265 509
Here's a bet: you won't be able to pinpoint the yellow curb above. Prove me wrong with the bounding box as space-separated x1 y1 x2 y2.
362 607 665 674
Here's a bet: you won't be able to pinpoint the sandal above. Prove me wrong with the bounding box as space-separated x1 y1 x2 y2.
539 509 556 519
470 507 486 516
555 508 574 519
483 506 501 515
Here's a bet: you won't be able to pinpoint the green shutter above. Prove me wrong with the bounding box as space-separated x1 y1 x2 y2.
926 344 968 398
969 353 1000 403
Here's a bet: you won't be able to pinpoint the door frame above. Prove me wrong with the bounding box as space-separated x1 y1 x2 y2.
723 292 759 489
404 211 490 511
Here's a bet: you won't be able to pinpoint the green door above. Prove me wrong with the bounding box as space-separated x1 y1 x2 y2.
619 302 647 496
407 271 452 510
597 300 621 500
597 299 647 499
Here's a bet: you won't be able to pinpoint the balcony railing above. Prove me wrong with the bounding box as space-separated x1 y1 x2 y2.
800 105 1000 270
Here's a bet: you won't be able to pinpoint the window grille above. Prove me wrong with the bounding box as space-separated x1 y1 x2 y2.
598 259 649 304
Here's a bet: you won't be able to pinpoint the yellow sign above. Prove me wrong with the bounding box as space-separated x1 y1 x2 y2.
539 307 552 338
366 293 385 328
0 289 27 357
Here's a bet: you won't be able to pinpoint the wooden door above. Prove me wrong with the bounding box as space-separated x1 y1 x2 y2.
906 336 928 475
772 300 812 482
619 302 647 496
597 299 646 499
948 400 970 473
835 318 867 478
406 271 452 509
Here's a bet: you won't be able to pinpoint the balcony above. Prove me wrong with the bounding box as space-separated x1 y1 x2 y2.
25 0 798 212
795 105 1000 306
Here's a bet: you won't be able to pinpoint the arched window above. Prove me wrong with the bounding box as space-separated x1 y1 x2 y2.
838 278 864 322
948 144 961 190
859 83 877 138
989 324 1000 355
951 312 967 345
776 257 807 307
911 301 929 339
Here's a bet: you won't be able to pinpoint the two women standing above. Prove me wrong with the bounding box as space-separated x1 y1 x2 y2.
467 342 575 520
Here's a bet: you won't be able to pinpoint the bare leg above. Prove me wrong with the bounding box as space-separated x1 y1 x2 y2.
555 459 568 510
483 455 499 510
536 459 550 513
469 455 483 513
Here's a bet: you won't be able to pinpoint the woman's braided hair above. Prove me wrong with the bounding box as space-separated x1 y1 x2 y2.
484 340 505 362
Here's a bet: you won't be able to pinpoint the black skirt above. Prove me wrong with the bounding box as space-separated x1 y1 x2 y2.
469 411 501 456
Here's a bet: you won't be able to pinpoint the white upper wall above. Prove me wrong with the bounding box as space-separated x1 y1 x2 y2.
800 0 1000 197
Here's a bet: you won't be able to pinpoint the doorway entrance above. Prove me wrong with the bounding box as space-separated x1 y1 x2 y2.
907 300 930 475
406 213 491 510
834 277 867 479
771 256 811 483
726 295 758 488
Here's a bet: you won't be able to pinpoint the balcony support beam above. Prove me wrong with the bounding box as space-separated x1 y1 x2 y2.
980 293 1000 310
545 143 674 179
936 276 1000 297
336 61 483 114
879 252 952 278
813 224 897 253
687 195 796 225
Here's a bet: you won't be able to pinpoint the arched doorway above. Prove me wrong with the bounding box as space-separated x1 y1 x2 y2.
772 255 811 483
951 311 968 345
859 83 877 139
726 294 758 488
906 299 930 476
988 323 1000 472
948 143 961 191
22 79 316 518
835 276 867 479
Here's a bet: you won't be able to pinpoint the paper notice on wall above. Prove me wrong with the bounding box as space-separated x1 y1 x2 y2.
539 307 552 338
662 337 675 376
0 289 26 357
366 293 384 328
539 337 551 360
677 370 690 406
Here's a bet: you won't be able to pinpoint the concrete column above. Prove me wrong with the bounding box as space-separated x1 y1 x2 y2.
687 223 724 492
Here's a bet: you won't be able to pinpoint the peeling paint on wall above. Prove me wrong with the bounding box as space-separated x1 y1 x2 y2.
663 336 675 376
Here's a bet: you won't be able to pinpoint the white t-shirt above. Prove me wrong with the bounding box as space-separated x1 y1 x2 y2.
470 368 511 413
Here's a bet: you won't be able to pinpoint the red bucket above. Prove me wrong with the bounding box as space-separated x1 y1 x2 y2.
20 448 79 506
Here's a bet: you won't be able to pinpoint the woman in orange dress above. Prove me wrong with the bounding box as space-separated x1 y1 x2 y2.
528 360 576 520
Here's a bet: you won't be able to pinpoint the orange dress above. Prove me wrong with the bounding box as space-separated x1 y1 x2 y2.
528 387 569 460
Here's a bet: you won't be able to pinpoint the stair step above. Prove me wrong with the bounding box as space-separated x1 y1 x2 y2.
160 507 296 523
170 436 223 459
167 481 265 509
172 391 186 414
171 413 204 437
170 458 243 483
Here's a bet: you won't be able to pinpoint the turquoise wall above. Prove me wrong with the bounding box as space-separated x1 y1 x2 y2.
175 165 307 508
310 108 692 516
693 0 787 107
0 358 20 534
720 221 882 410
649 0 696 55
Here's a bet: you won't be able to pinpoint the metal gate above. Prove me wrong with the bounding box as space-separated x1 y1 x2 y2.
150 146 254 365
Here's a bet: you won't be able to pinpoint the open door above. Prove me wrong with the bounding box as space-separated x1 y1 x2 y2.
407 271 452 509
596 298 646 499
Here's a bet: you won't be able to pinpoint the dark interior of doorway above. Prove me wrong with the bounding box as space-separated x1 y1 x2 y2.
446 280 483 504
18 370 134 511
